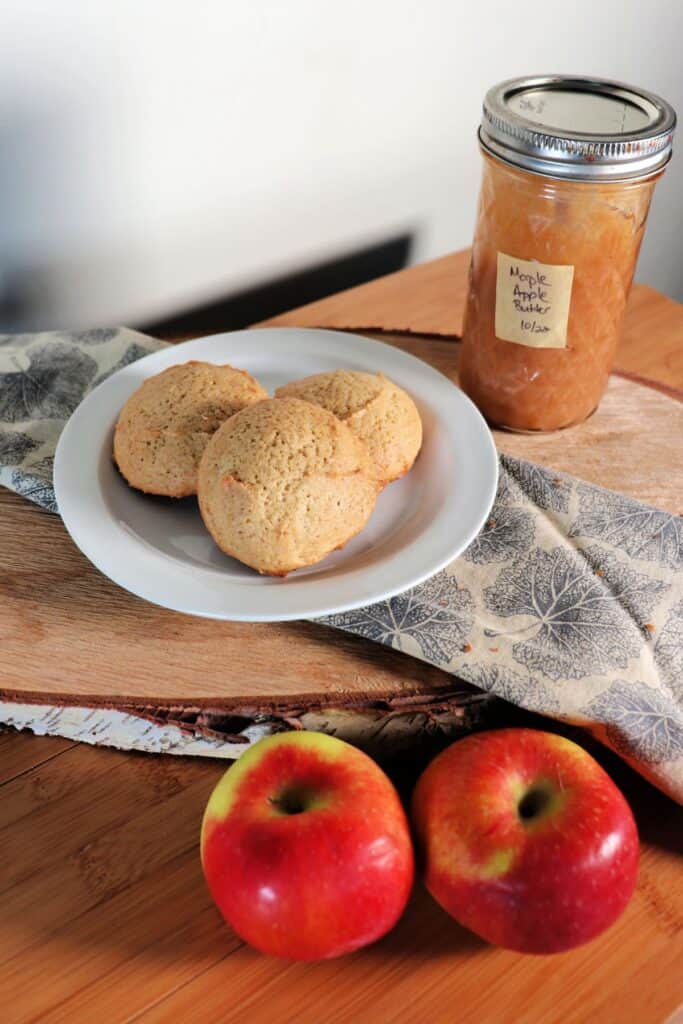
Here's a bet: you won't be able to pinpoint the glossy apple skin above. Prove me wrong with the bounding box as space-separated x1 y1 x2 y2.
411 729 639 954
201 731 414 960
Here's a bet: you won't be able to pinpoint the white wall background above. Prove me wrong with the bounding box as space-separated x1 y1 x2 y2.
1 0 681 329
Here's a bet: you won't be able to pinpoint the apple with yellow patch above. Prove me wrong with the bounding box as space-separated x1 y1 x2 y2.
201 731 414 960
411 729 639 953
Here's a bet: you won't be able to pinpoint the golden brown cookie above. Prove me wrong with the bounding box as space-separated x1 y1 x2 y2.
275 370 422 484
197 397 380 575
113 361 267 497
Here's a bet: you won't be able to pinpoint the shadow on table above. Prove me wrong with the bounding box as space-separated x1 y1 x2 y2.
365 883 487 960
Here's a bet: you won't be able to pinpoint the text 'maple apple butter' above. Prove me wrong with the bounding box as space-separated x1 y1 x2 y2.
460 76 676 431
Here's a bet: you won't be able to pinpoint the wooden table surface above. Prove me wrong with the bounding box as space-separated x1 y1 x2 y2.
2 256 683 1024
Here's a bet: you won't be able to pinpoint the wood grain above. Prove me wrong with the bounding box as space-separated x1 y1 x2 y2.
0 343 680 709
0 732 75 786
370 333 683 512
0 729 681 1024
263 249 683 392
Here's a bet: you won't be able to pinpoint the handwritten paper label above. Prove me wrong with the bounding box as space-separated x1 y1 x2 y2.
495 253 574 349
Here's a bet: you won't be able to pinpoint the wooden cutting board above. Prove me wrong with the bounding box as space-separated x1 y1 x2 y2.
1 336 680 711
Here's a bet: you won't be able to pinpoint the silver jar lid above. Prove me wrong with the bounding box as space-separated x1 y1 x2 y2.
480 75 676 181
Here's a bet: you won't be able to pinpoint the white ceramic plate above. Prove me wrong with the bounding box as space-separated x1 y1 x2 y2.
54 327 497 621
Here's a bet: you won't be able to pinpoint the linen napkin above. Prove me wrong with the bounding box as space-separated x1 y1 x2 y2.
1 328 681 800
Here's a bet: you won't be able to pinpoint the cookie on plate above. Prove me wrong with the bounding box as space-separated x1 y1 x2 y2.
113 361 267 497
197 397 380 575
275 370 422 484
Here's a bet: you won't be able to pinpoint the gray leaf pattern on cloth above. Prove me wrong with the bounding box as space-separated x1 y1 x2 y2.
576 546 670 631
324 572 474 664
62 327 120 345
463 505 535 564
583 680 683 764
93 343 153 388
485 546 667 681
0 342 97 423
11 457 57 512
0 333 40 348
0 328 162 512
655 599 683 698
501 455 570 513
0 430 38 466
28 454 53 477
571 483 682 570
492 466 516 503
463 664 561 713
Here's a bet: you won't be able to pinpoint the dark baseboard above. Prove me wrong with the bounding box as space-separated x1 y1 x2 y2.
140 233 413 339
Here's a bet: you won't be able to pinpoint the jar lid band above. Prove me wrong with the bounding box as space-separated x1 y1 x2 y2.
480 76 676 182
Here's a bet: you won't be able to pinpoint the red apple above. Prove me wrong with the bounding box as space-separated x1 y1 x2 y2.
411 728 639 954
201 731 414 960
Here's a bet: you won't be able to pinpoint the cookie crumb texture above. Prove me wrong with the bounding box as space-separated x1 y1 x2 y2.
198 398 381 575
275 370 422 484
113 361 268 496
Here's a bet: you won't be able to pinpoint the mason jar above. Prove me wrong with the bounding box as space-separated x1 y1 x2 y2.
459 76 676 432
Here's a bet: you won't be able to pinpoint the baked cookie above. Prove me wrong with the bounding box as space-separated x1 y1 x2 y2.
113 361 267 497
275 370 422 484
197 397 380 575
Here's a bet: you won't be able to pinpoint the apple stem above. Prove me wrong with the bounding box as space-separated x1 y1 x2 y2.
518 786 553 822
270 787 308 816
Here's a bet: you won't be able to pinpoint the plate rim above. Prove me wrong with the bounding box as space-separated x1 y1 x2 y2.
54 326 498 621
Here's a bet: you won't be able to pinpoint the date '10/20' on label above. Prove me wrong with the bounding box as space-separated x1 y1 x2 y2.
494 252 575 349
520 319 550 335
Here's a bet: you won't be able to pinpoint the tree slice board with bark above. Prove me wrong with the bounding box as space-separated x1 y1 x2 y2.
1 342 680 732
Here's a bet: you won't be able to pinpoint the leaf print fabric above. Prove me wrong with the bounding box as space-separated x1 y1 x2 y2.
0 430 38 465
502 456 571 513
584 681 683 764
0 333 41 348
571 483 682 570
92 343 153 388
462 505 535 564
0 343 97 423
324 573 474 663
655 599 683 698
63 327 120 345
0 327 681 800
0 328 164 511
324 459 682 799
484 546 668 681
464 664 560 713
11 458 58 513
578 547 670 625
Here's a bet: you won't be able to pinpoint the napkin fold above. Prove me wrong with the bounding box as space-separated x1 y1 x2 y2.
1 328 681 800
0 328 160 511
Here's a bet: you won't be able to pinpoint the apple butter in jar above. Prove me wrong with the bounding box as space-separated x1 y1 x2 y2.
460 76 676 431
